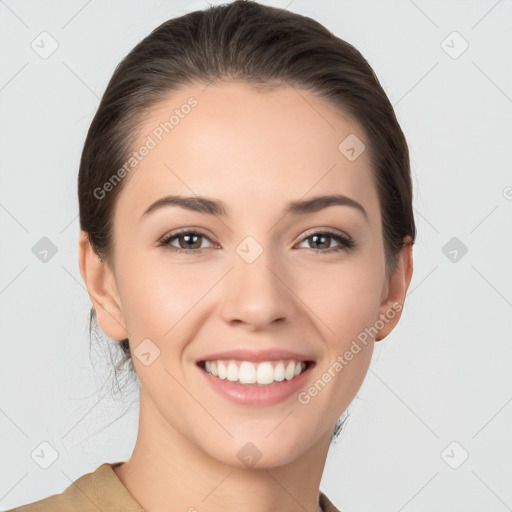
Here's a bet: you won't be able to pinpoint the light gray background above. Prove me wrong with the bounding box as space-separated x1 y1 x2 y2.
1 0 511 510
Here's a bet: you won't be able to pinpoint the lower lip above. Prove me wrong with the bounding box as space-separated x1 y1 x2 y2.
197 362 314 406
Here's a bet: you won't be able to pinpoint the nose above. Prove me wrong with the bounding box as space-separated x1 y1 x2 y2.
219 244 296 331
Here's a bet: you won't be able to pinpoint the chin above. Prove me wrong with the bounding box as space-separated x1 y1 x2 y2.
200 429 315 469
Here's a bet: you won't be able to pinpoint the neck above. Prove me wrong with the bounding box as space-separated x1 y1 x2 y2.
114 388 332 512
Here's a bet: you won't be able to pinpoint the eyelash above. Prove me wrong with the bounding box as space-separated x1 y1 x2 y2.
158 228 356 255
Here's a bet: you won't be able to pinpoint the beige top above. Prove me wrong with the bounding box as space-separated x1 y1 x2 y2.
8 462 340 512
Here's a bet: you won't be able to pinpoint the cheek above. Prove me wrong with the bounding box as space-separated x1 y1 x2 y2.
115 249 215 339
298 256 384 345
300 261 380 416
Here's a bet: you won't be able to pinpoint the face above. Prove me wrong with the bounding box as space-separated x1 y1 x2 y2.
83 80 410 468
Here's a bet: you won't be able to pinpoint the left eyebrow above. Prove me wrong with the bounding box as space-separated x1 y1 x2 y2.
142 195 228 218
142 193 369 222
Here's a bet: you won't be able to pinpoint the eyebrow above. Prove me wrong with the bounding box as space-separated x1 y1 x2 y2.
142 193 368 222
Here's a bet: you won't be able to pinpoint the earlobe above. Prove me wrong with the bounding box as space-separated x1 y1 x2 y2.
78 230 129 341
375 237 414 342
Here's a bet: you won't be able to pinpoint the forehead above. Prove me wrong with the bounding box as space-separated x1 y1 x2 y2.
117 80 379 222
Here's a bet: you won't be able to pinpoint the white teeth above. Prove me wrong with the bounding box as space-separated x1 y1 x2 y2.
226 362 238 382
202 359 307 385
285 361 295 380
256 362 274 385
239 361 257 384
274 362 285 382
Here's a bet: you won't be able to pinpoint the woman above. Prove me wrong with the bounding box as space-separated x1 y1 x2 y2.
9 0 414 510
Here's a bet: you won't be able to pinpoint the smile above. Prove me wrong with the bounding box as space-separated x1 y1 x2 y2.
200 359 310 386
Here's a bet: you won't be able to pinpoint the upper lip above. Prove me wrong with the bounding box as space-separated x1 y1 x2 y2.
197 348 315 363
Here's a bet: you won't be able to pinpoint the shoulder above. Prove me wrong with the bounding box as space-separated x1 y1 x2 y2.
6 493 62 512
6 462 142 512
319 490 341 512
6 464 105 512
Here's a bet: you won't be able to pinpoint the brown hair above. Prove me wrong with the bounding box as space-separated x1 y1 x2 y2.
78 0 416 442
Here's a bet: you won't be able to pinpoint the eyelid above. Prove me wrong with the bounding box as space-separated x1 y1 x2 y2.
296 226 353 244
158 226 215 243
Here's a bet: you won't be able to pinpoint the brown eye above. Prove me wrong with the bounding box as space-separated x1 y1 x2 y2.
159 230 214 253
309 234 331 249
176 233 203 250
297 230 355 253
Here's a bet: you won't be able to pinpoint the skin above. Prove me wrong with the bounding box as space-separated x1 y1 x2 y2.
79 80 413 512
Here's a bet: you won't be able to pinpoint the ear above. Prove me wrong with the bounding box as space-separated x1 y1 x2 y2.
375 237 414 342
78 230 129 341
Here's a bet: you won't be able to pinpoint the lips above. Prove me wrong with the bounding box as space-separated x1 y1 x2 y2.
196 348 315 364
197 357 315 406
